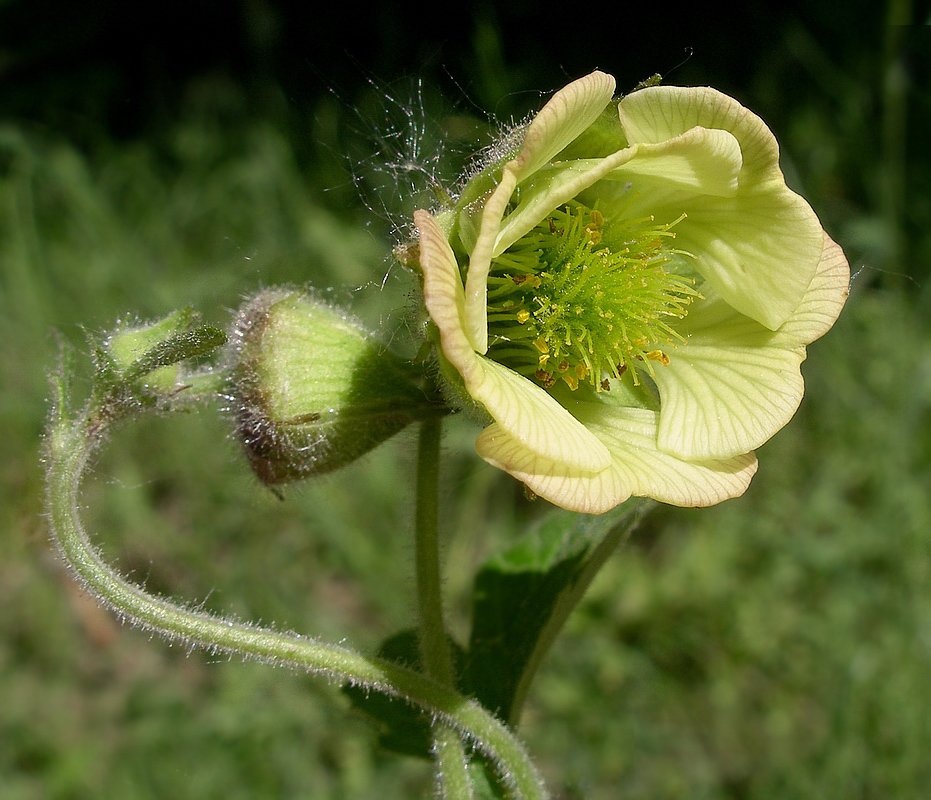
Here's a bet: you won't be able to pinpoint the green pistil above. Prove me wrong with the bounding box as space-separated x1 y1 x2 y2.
486 203 700 392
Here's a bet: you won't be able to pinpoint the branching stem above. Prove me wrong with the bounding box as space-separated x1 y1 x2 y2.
43 401 546 800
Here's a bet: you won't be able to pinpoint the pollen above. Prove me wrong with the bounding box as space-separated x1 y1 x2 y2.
486 202 700 391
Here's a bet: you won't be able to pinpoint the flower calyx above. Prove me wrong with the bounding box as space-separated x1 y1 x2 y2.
228 290 446 485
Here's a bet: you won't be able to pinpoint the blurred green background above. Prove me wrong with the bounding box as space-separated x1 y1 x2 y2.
2 1 930 797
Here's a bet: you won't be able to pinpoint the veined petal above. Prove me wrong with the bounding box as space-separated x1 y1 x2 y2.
776 234 850 347
415 209 610 472
583 405 758 507
619 85 783 184
493 145 638 256
675 187 824 330
605 126 742 198
477 405 757 513
511 70 617 180
471 358 611 472
415 209 484 364
588 176 822 330
464 71 617 353
464 168 518 352
615 85 824 329
651 298 806 459
476 422 628 514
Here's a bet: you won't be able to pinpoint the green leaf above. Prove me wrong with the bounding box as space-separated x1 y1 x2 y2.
343 629 467 760
466 498 654 725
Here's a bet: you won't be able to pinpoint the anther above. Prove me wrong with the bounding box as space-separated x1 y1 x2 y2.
535 369 556 388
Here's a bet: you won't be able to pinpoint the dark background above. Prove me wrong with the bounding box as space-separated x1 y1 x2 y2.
0 1 899 122
2 0 928 290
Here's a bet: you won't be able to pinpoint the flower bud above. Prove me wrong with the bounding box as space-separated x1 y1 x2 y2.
228 290 445 484
105 307 226 395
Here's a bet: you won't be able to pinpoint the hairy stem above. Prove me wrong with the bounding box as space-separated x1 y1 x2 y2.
43 403 546 800
415 417 456 685
415 418 472 798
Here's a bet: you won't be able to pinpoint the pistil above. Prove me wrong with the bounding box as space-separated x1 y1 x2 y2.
486 203 700 391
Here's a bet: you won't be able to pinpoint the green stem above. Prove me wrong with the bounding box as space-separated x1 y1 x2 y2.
415 418 472 798
432 724 474 800
415 418 455 686
43 404 546 800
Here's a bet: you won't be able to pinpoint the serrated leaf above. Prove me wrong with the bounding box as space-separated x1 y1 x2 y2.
466 498 653 724
343 629 467 760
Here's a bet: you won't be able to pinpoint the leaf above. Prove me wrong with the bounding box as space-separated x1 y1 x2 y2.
343 629 467 760
465 498 654 725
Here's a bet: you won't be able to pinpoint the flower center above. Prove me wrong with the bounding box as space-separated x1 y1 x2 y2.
485 203 699 391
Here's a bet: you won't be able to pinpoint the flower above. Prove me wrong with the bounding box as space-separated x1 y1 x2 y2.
413 71 849 514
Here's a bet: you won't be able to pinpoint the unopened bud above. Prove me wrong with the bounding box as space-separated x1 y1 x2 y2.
228 290 445 484
105 308 226 395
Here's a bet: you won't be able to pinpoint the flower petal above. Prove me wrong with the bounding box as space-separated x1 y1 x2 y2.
776 234 850 346
415 209 610 472
617 86 823 330
464 70 616 353
476 422 627 514
651 299 805 459
651 234 848 460
463 168 518 352
618 85 782 183
605 126 742 198
583 405 758 507
493 146 637 256
415 209 483 362
477 405 757 513
472 357 611 472
512 70 617 180
674 189 824 330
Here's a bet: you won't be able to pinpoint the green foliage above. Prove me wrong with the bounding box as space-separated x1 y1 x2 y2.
3 16 931 799
467 500 652 725
344 502 651 761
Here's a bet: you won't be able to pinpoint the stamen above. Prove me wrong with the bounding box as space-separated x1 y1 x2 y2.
486 202 700 392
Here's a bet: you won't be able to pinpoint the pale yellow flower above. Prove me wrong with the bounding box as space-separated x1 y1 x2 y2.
414 71 849 513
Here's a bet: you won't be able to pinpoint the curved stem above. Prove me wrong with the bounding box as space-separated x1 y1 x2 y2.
432 725 473 800
43 405 547 800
